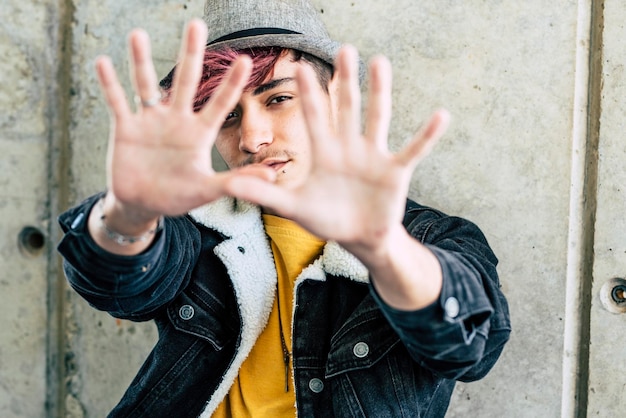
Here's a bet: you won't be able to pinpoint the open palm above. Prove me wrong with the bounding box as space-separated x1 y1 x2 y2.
224 45 449 256
98 20 273 219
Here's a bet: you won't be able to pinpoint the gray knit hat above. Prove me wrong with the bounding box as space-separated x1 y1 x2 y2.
160 0 343 87
203 0 341 66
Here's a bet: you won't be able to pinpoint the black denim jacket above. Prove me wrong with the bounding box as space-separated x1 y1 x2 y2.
58 194 510 417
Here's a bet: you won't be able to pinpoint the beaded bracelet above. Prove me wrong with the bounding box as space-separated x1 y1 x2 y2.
98 198 163 246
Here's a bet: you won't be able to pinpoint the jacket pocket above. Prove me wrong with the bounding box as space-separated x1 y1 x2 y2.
166 282 237 351
326 305 401 377
324 310 445 418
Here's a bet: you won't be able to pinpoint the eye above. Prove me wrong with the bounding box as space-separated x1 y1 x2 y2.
225 110 239 121
221 110 240 129
268 95 292 105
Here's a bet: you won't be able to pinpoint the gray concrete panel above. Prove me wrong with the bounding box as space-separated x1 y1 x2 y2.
0 1 55 416
0 197 48 417
314 1 577 416
589 0 626 415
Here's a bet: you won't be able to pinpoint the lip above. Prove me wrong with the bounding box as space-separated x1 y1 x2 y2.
260 158 289 172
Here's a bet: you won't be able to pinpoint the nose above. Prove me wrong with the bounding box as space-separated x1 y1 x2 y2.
238 109 273 154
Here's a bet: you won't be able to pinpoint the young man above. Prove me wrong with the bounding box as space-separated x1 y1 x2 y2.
57 0 511 416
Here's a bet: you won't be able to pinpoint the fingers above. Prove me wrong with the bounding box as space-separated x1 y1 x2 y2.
223 174 295 218
364 55 392 152
198 56 252 130
296 64 333 156
170 19 208 111
128 29 160 110
397 109 451 167
195 164 277 207
95 56 131 120
230 164 277 183
335 45 362 143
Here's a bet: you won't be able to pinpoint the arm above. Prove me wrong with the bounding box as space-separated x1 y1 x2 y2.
372 202 510 380
223 46 450 310
57 194 201 320
86 19 274 257
221 46 510 378
57 20 273 315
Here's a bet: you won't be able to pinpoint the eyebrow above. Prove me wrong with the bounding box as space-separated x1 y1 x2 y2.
252 77 295 96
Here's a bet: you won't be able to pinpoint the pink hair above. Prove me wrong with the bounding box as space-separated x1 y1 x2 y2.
162 47 287 112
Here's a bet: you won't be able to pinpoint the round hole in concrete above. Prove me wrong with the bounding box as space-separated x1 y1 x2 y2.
18 226 46 257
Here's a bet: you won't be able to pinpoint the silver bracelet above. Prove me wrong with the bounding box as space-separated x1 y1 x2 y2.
98 198 163 246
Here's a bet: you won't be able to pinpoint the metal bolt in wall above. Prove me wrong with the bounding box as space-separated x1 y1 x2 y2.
599 277 626 314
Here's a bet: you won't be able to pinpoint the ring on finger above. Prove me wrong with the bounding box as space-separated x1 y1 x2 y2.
134 91 162 108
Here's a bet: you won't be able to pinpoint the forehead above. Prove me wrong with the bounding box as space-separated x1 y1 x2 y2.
241 49 331 98
244 52 303 96
264 51 301 81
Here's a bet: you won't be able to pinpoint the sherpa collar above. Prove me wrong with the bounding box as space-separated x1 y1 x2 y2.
189 197 369 283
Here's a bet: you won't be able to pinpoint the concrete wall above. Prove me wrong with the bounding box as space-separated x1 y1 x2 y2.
1 2 60 416
1 0 623 416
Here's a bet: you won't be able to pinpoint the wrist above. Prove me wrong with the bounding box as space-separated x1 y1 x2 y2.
98 197 163 246
341 223 406 271
87 193 163 254
352 225 443 311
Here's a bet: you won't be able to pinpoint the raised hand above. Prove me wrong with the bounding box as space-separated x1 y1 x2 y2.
225 45 449 259
96 19 274 220
222 45 449 308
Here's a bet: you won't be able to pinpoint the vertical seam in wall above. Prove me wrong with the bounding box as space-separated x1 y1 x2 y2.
562 0 603 417
45 0 76 416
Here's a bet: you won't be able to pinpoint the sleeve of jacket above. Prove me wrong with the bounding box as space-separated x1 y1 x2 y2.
370 200 511 382
56 193 202 321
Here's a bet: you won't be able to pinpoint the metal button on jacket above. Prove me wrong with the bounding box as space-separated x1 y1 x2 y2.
308 378 324 393
70 213 85 229
353 342 370 358
179 304 195 320
444 297 460 319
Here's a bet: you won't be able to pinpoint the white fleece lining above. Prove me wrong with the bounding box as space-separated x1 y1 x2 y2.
190 198 368 417
321 241 369 283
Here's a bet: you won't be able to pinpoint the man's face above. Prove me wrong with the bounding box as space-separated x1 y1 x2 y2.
214 52 335 190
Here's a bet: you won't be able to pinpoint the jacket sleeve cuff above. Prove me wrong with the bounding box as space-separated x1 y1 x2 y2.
370 245 493 350
57 194 166 298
